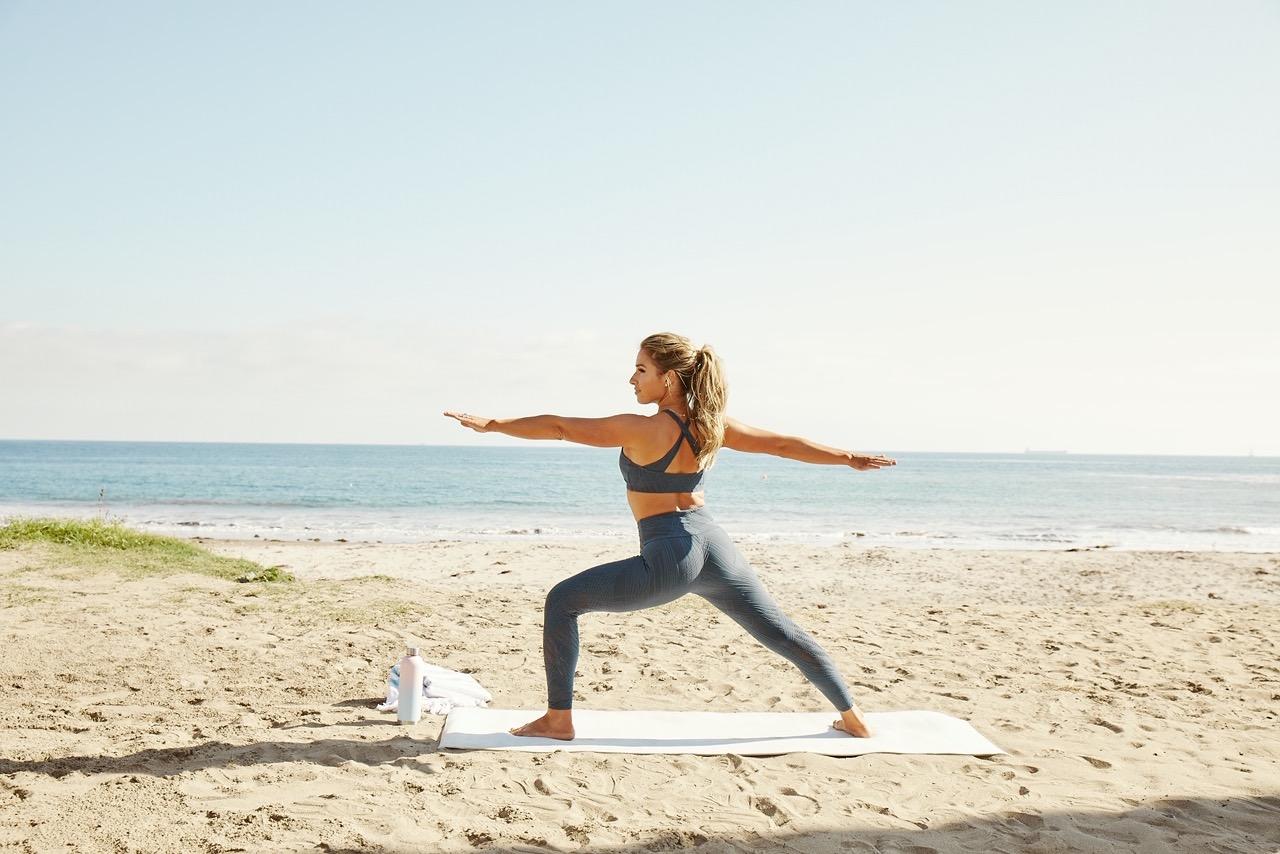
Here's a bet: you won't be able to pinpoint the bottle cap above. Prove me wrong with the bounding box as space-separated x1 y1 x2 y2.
406 646 420 657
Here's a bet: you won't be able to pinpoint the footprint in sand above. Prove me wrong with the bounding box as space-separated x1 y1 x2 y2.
561 823 591 845
493 805 532 823
778 786 820 817
464 829 494 847
751 796 791 827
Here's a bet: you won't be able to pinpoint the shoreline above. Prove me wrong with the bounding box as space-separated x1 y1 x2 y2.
195 533 1280 553
11 518 1280 554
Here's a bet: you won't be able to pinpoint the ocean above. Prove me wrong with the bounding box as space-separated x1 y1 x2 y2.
1 441 1276 551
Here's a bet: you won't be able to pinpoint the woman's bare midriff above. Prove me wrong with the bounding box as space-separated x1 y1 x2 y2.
626 488 706 523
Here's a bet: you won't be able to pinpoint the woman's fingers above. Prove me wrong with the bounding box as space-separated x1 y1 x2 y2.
444 411 489 432
851 454 896 470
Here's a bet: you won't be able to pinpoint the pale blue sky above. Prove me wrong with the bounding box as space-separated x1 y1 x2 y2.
2 2 1277 454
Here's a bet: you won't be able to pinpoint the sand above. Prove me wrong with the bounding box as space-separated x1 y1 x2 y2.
1 537 1278 853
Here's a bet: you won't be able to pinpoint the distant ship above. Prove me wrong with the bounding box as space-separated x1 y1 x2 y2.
1024 448 1068 454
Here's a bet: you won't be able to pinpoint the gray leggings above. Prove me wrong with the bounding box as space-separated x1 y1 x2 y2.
542 506 855 711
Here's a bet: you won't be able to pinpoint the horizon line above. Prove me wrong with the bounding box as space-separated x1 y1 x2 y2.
0 438 1273 460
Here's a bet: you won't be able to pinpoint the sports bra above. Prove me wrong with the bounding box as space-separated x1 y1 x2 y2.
618 409 708 493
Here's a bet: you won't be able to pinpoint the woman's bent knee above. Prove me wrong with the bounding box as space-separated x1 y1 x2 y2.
545 579 583 619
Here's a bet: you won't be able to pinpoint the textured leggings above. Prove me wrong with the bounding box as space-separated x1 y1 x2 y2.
542 506 855 711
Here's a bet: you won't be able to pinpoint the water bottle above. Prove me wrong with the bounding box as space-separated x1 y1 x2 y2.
397 646 426 725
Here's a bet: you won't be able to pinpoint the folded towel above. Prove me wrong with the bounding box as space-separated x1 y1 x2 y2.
376 660 492 715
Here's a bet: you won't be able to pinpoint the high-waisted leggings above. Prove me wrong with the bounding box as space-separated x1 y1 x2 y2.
542 505 855 711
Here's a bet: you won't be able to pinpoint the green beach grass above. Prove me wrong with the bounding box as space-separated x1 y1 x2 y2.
0 517 294 583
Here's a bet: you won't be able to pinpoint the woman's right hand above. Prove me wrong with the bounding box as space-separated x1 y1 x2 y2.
849 453 896 471
443 411 494 433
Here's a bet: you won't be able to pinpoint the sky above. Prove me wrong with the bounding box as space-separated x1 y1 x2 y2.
1 1 1277 455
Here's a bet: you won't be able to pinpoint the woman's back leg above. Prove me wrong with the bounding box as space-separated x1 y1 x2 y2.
694 534 856 712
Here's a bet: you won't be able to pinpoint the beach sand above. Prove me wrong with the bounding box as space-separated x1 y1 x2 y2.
1 538 1278 853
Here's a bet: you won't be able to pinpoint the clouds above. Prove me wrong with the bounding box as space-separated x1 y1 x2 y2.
0 321 640 443
3 318 1275 454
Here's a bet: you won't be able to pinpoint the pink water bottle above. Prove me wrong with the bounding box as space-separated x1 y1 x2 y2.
397 646 425 725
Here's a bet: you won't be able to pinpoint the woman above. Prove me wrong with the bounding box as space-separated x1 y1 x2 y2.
444 332 895 740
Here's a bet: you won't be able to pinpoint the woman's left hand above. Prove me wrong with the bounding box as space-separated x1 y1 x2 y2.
849 453 896 471
443 411 494 433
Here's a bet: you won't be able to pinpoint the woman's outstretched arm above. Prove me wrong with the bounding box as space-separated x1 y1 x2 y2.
442 411 647 447
725 416 895 470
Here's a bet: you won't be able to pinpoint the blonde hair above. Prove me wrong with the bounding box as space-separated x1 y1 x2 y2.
639 332 727 471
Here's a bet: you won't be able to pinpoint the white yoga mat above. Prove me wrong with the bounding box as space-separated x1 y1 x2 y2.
439 708 1005 756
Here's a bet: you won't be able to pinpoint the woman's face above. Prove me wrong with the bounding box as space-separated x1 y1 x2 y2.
630 349 666 404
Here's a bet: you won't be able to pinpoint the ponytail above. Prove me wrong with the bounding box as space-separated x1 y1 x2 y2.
639 334 728 470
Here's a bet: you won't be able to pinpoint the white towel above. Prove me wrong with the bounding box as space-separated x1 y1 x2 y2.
375 660 492 715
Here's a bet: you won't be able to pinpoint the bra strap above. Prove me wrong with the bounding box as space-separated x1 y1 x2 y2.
661 409 702 455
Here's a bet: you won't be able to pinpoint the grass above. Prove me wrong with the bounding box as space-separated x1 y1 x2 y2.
0 517 295 583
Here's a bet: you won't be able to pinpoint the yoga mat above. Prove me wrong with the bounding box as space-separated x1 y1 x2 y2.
439 708 1005 756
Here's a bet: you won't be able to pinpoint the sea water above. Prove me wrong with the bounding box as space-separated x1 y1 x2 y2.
1 441 1277 551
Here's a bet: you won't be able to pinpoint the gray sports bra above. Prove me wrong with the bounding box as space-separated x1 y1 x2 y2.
618 409 707 493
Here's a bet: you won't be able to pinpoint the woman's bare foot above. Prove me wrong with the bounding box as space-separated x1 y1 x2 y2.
509 709 575 740
833 705 872 738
